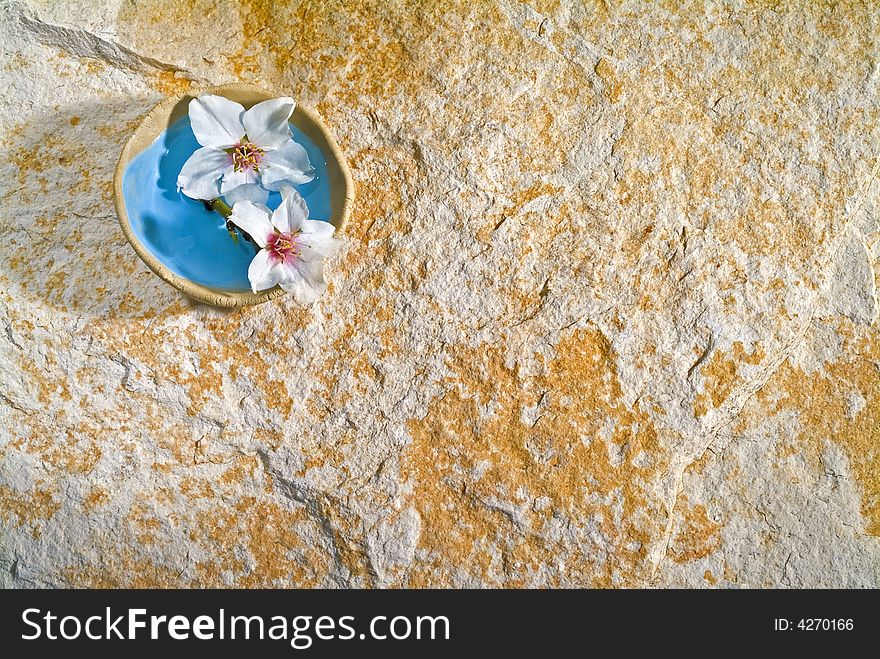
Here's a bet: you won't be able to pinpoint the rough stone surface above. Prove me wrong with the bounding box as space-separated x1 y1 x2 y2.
1 0 879 588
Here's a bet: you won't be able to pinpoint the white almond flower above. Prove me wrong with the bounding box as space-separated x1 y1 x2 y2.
177 94 315 205
230 186 340 303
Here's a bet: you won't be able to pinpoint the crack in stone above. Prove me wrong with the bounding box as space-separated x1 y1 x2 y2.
10 1 190 75
0 391 33 415
686 334 714 382
3 320 24 351
254 449 378 587
649 151 880 585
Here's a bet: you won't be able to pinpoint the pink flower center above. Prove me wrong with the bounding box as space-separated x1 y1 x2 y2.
229 140 265 172
266 231 300 264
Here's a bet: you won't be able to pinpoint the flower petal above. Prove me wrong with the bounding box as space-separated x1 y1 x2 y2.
220 167 260 194
260 140 315 189
223 183 269 206
298 221 341 259
230 201 275 248
177 146 231 200
271 185 309 233
301 219 335 239
248 249 283 293
279 259 325 305
189 94 246 148
242 97 295 149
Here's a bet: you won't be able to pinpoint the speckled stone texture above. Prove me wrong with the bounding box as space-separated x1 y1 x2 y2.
1 0 879 588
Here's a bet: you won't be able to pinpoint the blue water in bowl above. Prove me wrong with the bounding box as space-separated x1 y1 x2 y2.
122 116 331 292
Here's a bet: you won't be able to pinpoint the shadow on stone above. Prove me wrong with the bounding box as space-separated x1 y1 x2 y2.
0 96 194 319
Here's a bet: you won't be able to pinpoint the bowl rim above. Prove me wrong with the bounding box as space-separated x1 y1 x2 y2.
113 82 354 307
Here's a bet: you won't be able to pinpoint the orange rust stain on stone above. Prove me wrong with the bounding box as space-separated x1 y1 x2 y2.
96 118 142 140
126 501 164 545
524 0 564 16
68 168 93 195
191 496 325 588
721 560 739 584
232 0 459 102
3 52 29 72
15 356 72 409
694 341 765 417
403 327 667 586
149 71 194 95
82 314 304 425
252 427 287 452
61 558 186 588
7 143 50 187
179 476 216 499
83 59 107 76
476 182 563 243
183 361 226 415
0 483 61 539
744 322 880 535
344 147 413 245
218 454 261 486
5 131 90 191
667 495 722 564
202 313 305 419
226 0 350 80
62 457 336 587
594 58 623 103
83 487 110 513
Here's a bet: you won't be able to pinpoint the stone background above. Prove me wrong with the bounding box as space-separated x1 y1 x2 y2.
1 0 878 587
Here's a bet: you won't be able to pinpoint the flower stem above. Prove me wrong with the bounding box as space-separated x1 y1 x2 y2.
202 198 254 245
202 198 233 218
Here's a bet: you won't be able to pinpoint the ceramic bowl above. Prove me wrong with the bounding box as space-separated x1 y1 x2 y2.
113 83 354 307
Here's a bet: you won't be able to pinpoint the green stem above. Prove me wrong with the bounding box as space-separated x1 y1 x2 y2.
202 197 254 246
202 198 233 218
